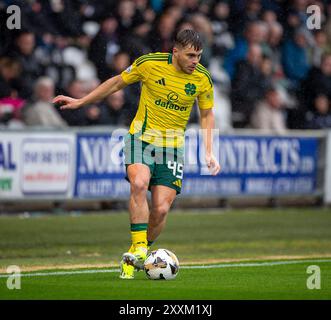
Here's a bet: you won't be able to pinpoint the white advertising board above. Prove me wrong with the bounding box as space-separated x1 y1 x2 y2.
0 132 75 199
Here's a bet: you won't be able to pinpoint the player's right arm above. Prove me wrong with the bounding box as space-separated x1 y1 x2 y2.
53 54 152 110
53 75 127 110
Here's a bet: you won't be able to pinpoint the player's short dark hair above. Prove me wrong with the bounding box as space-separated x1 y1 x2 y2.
174 29 202 51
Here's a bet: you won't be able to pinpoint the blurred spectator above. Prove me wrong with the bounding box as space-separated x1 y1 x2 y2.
122 22 153 60
106 51 140 124
261 9 278 25
0 5 9 55
6 30 43 98
22 76 67 127
281 27 311 89
88 14 120 81
284 0 309 38
38 35 76 92
263 21 295 92
189 13 214 67
132 0 157 46
104 50 139 123
229 0 262 36
289 53 331 129
81 78 107 125
58 79 89 126
29 1 59 36
183 0 201 14
0 54 25 127
79 1 117 21
305 94 331 129
98 90 129 126
108 52 131 77
250 86 287 134
0 56 21 98
175 18 194 34
116 0 138 41
300 53 331 112
223 21 268 79
210 0 234 58
265 22 283 70
149 13 178 52
81 89 129 126
47 0 83 37
150 0 164 13
198 0 214 15
135 0 156 25
260 55 273 79
326 2 331 48
0 96 25 128
308 29 328 67
83 104 103 125
231 44 271 127
164 5 184 22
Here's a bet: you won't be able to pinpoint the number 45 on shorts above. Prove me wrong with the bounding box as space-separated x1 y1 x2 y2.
167 161 183 179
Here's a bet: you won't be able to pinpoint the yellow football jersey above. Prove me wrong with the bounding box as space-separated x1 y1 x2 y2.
121 52 214 148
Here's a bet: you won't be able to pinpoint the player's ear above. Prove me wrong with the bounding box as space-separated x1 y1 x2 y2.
173 46 181 58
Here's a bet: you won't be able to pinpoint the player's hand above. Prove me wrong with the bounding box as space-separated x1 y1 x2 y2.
53 95 83 110
205 153 221 175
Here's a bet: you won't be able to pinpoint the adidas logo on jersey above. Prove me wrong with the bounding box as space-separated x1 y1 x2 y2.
172 179 182 188
155 78 166 86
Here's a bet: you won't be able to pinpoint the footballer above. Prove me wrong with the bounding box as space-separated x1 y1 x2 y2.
53 29 221 279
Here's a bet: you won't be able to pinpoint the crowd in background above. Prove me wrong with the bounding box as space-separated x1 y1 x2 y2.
1 0 331 133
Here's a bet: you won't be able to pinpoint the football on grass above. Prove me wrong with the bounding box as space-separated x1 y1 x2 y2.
144 248 179 280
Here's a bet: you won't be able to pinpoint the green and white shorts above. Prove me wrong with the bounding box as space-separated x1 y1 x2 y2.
123 134 184 194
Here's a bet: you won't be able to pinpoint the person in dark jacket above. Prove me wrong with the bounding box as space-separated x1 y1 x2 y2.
300 53 331 112
88 15 120 81
231 43 272 127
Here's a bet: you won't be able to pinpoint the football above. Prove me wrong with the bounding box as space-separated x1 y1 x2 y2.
144 248 179 280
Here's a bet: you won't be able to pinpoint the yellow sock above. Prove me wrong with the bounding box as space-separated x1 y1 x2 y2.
130 223 148 250
131 230 148 249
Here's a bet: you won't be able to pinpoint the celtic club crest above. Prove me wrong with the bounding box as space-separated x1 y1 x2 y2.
184 83 196 96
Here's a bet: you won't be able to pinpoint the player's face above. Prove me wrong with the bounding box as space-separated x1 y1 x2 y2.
174 45 202 74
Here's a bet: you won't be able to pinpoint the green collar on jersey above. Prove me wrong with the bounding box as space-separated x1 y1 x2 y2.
168 53 172 64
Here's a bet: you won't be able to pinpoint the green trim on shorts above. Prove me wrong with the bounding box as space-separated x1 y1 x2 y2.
149 180 181 195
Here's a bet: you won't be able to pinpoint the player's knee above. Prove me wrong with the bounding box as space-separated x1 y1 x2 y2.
152 204 170 222
131 178 149 194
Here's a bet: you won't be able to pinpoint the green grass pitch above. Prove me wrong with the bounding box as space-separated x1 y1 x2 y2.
0 208 330 299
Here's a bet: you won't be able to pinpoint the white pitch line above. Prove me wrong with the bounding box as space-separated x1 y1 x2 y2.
0 269 118 278
181 259 331 269
0 259 330 278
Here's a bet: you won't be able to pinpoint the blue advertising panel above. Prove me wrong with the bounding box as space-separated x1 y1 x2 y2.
74 130 319 198
75 130 129 198
182 133 319 196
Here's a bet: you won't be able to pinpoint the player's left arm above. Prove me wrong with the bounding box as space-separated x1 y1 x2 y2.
199 108 221 175
198 77 221 175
